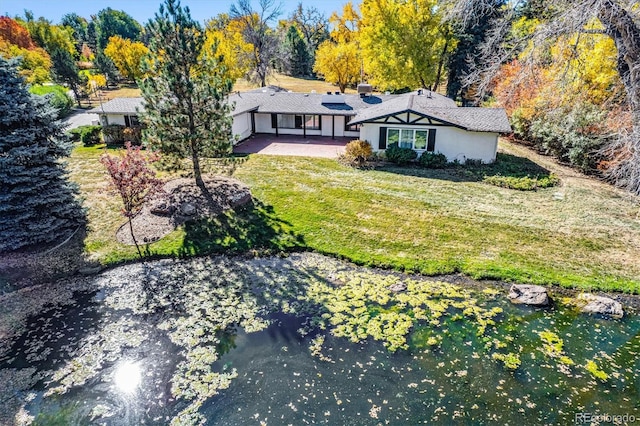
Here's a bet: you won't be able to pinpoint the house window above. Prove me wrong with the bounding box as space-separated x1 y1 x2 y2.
399 129 413 148
387 128 435 151
414 130 427 150
388 129 400 146
277 114 320 130
344 118 361 132
277 114 296 128
304 115 321 130
124 115 140 127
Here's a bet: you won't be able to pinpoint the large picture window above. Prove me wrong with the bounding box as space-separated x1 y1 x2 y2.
304 115 321 130
387 128 435 151
277 114 320 130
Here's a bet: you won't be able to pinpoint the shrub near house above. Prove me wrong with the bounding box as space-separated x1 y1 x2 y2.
102 124 142 145
340 139 373 168
385 143 417 165
68 125 102 146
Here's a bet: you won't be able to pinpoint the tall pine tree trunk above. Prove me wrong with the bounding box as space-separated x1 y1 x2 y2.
191 141 205 189
432 38 451 93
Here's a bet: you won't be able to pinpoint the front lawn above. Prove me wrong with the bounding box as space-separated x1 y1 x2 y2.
67 140 640 293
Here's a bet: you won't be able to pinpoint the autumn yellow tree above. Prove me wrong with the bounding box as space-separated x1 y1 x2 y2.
314 41 360 92
492 20 624 172
313 2 361 92
359 0 454 91
329 1 360 44
104 35 149 81
84 72 108 95
0 40 52 84
205 15 253 82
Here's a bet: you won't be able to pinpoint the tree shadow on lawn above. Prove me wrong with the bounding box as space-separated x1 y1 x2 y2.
176 198 306 257
0 223 90 292
378 152 556 185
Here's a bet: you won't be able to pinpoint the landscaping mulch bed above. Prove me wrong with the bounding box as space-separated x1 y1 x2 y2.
115 176 252 245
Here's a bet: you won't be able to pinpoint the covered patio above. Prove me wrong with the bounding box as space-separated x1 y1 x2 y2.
233 135 350 158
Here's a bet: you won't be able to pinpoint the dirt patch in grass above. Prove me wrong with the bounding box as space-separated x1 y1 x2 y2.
115 177 252 245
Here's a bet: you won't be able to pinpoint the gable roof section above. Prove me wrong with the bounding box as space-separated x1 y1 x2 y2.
348 94 512 133
88 97 144 115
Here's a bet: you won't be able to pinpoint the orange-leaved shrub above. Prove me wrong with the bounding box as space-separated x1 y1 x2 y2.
340 139 373 168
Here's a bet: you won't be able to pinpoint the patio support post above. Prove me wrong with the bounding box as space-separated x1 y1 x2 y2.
332 115 335 139
303 114 306 138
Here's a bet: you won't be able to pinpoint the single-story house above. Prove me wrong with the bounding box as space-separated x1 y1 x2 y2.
89 88 511 163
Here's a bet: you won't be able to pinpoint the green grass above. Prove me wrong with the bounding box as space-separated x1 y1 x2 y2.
232 155 640 292
67 140 640 293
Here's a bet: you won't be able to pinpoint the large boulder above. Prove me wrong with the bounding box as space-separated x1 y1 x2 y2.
149 200 176 216
388 282 407 293
180 202 196 216
577 293 624 318
508 284 549 306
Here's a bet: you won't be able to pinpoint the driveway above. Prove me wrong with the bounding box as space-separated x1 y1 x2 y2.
234 135 349 158
63 110 99 130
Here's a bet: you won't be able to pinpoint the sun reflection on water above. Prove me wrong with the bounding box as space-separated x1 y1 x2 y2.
113 360 142 394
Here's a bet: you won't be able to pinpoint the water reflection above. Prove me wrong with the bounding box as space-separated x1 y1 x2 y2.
3 254 639 425
113 360 141 394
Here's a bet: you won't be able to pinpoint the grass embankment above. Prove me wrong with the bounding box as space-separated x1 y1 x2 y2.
68 140 640 293
232 72 357 94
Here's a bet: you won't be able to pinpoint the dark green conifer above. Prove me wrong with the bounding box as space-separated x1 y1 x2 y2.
284 25 311 77
140 0 233 188
0 57 84 252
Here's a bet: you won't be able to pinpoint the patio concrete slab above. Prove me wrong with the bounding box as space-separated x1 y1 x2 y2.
234 134 350 158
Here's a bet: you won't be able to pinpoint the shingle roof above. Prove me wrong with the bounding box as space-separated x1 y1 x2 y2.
421 107 512 133
89 95 259 117
88 97 144 115
227 91 396 116
90 91 512 133
347 94 512 133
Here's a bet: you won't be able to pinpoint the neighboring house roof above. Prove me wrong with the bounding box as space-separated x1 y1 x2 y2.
347 94 512 133
88 97 144 115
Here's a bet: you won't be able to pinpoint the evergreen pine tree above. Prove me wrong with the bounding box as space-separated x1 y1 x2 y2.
94 51 120 86
0 57 84 253
284 25 311 77
51 48 82 107
446 1 505 105
140 0 234 188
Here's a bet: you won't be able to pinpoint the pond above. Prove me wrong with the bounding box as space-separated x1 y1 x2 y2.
0 253 638 425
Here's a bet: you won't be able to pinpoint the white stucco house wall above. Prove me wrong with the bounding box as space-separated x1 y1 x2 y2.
349 93 511 163
89 88 511 162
